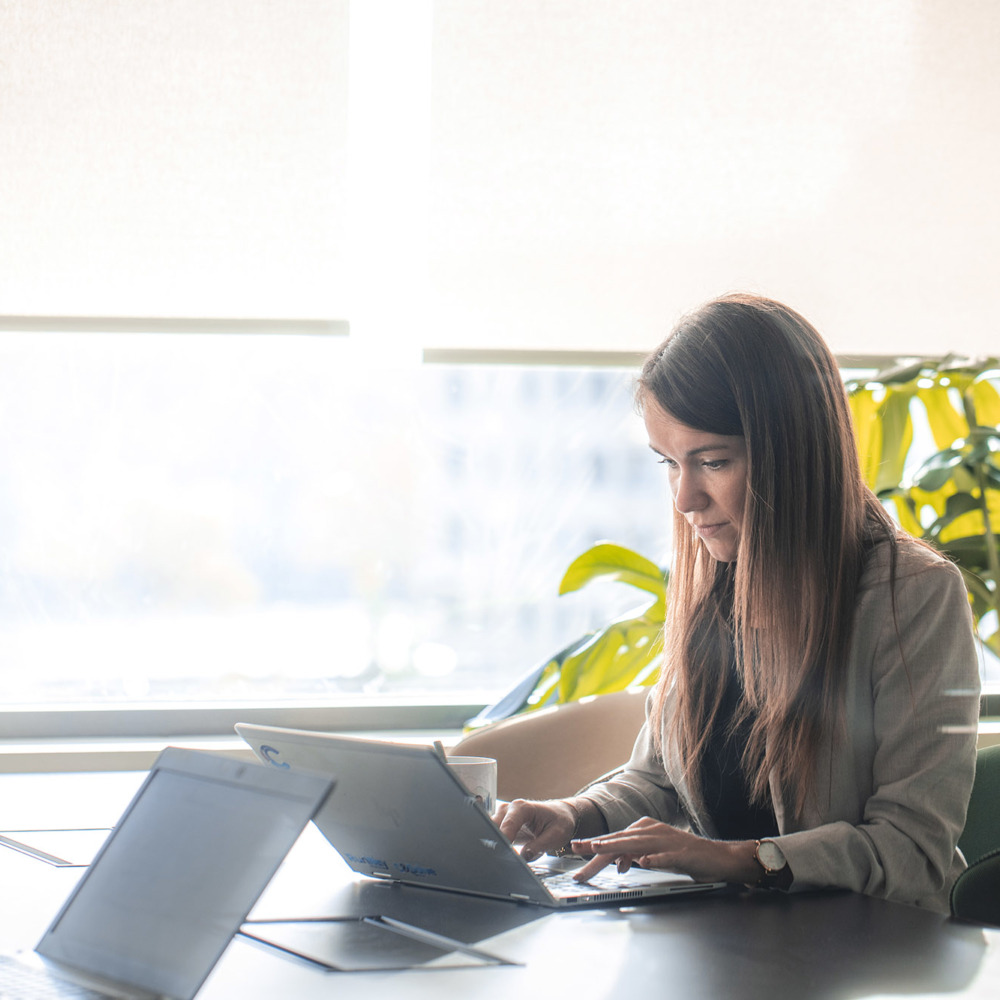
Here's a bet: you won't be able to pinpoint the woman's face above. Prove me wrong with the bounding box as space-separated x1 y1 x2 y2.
643 402 748 563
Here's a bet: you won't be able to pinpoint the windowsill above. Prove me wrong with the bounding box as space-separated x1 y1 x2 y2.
1 723 996 774
0 700 485 742
977 719 1000 748
0 730 466 774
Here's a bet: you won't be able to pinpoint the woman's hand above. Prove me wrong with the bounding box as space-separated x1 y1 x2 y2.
494 799 579 863
570 816 757 883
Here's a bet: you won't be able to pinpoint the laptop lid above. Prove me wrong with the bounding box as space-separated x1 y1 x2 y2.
36 747 334 1000
235 724 723 908
236 724 547 903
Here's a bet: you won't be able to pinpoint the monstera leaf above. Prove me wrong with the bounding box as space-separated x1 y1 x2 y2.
464 542 666 730
847 356 1000 654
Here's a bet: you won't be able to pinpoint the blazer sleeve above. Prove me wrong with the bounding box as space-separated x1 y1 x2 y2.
574 693 692 834
774 557 981 908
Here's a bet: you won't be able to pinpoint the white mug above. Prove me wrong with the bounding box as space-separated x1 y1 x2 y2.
445 755 498 815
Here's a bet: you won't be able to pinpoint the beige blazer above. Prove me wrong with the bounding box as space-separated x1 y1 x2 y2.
579 537 981 913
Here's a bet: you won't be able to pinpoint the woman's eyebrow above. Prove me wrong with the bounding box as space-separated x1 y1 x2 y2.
647 443 731 458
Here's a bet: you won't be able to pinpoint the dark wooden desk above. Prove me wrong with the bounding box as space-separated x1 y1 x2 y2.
2 771 998 999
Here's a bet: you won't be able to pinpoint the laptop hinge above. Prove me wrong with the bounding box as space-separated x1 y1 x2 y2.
509 893 531 901
368 871 393 879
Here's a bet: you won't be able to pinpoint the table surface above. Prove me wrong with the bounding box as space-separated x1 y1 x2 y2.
2 770 999 1000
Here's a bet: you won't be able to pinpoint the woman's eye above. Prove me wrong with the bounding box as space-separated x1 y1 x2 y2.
702 460 727 471
656 457 676 468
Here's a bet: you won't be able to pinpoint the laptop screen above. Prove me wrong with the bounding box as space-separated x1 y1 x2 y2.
37 750 332 1000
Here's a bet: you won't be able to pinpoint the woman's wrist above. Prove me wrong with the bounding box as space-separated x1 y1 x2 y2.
725 839 793 889
557 797 607 851
725 840 767 884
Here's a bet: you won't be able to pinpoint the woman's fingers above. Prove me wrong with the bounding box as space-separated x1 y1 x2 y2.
636 854 671 870
567 819 695 882
568 820 732 884
496 799 576 861
570 851 642 882
570 822 684 881
630 816 660 829
571 852 619 882
572 831 663 857
496 799 534 844
499 810 689 878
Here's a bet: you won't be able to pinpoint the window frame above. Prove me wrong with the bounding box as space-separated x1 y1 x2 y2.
0 700 484 741
0 341 993 744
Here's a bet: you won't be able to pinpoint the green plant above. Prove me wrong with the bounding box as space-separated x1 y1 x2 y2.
471 356 1000 731
465 543 666 730
847 355 1000 653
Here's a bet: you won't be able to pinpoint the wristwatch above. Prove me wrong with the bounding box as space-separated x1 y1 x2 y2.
752 839 787 889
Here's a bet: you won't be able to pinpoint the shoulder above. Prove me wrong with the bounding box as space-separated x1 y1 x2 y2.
858 534 964 595
853 535 978 690
854 535 974 663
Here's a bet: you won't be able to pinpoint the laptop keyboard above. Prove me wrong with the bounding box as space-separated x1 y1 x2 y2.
529 863 649 897
0 955 112 999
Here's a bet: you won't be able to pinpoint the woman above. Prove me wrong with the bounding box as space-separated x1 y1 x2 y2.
496 293 980 912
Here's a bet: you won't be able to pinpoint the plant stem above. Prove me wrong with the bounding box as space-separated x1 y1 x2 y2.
960 385 1000 619
975 462 1000 619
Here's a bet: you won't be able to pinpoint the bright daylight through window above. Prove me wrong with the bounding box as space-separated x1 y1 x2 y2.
2 0 998 723
0 334 669 707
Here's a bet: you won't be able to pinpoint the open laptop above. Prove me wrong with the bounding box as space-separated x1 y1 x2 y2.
236 724 726 908
1 747 334 999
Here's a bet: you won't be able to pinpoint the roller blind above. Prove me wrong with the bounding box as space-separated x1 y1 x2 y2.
427 0 1000 357
3 2 996 355
0 0 349 321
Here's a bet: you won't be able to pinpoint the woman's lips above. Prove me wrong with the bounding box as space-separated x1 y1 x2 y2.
692 522 728 538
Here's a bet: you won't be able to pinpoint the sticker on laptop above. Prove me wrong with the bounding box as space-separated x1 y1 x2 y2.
260 745 290 769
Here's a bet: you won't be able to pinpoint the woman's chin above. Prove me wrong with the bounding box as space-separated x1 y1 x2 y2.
702 539 737 563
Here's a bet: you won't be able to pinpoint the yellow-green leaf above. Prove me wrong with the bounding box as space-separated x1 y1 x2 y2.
556 621 662 703
917 386 967 451
939 489 1000 544
849 388 882 489
559 542 666 620
972 380 1000 428
557 628 615 703
579 623 660 698
522 661 561 714
910 479 956 520
875 389 914 494
884 494 922 536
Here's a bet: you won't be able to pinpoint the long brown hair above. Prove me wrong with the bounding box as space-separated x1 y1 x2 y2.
639 293 896 815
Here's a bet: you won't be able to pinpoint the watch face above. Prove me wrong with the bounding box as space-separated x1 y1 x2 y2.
757 840 786 871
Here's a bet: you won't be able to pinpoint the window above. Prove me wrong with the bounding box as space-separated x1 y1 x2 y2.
0 333 668 720
3 2 997 739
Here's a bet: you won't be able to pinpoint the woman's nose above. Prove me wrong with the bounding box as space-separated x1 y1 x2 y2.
673 475 708 514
